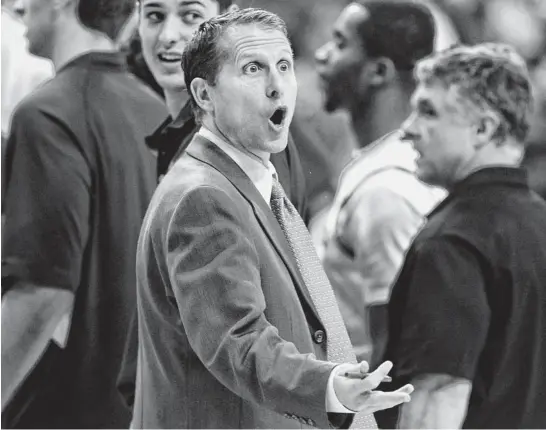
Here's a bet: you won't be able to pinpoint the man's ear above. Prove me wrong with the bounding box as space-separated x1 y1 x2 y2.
475 113 501 147
190 77 214 114
227 4 239 13
367 57 396 87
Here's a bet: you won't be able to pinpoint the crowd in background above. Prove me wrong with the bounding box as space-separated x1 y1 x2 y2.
4 0 546 210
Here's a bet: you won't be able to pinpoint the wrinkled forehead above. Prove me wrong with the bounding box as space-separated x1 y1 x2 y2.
139 0 219 9
412 80 453 106
220 23 292 62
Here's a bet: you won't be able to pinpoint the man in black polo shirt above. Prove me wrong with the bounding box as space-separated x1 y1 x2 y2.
1 0 166 427
377 43 546 429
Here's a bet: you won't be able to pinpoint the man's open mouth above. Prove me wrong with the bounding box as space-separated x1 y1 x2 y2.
269 107 287 127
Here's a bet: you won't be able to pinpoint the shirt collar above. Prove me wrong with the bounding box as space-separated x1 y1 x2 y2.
428 166 528 218
57 51 127 74
452 166 528 193
198 126 277 205
145 101 195 151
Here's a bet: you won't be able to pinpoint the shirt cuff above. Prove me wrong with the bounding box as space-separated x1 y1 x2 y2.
326 365 355 413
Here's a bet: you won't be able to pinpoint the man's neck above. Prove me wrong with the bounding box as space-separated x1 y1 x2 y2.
350 84 411 149
51 23 117 70
164 90 190 119
201 119 270 166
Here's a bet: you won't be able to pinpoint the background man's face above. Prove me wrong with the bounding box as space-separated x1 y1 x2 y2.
402 81 477 188
314 3 369 112
204 23 297 158
139 0 220 93
14 0 56 59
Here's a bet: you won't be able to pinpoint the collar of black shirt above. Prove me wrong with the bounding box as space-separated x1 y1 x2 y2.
57 51 127 74
429 166 529 218
145 101 195 152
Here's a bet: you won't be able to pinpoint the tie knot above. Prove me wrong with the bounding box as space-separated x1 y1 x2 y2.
270 177 286 202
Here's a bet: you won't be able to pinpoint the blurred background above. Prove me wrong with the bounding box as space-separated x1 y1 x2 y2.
232 0 546 211
3 0 546 215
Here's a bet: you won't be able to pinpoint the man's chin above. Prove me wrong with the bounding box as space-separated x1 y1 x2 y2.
266 132 289 154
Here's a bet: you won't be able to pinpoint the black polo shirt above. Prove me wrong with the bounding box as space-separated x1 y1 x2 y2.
378 167 546 429
2 51 167 428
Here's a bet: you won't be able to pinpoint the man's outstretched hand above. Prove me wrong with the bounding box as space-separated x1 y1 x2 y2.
333 360 413 414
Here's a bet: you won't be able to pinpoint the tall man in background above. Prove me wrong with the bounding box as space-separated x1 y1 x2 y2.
1 0 166 427
314 1 445 368
381 43 546 429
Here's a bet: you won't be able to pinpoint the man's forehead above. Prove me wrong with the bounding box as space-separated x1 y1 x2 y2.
224 24 291 58
412 82 444 103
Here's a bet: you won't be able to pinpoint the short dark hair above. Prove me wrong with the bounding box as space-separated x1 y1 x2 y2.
182 8 288 121
415 43 534 142
78 0 135 41
217 0 235 11
355 0 435 71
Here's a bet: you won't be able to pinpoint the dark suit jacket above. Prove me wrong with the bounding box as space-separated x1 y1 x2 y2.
133 135 339 429
117 110 310 409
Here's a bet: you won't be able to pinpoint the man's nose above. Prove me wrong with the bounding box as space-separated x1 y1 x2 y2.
401 114 419 141
266 70 283 99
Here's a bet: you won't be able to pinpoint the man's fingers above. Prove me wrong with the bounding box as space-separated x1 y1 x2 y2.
359 360 393 392
358 360 369 374
356 390 412 413
395 384 414 395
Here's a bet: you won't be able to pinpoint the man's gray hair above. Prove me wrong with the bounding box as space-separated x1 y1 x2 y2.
415 43 534 142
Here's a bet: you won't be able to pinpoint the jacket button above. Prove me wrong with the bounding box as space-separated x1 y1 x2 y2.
313 330 325 344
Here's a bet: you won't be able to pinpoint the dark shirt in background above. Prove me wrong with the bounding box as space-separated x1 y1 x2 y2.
377 167 546 429
1 52 167 429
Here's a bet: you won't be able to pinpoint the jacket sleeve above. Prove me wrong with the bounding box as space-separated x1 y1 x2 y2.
165 185 335 428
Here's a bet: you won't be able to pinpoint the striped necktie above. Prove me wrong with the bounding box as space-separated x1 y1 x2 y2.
270 178 377 429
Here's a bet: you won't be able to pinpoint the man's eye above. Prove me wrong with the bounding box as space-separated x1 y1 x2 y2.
278 61 291 72
182 11 204 25
146 11 164 24
335 39 347 50
420 106 436 117
244 63 261 74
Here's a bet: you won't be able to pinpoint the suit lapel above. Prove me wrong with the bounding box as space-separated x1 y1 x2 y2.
186 135 322 325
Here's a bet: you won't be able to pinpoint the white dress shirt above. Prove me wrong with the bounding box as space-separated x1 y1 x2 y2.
197 126 352 413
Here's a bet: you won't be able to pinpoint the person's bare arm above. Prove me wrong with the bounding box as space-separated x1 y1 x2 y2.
398 373 471 429
1 284 73 409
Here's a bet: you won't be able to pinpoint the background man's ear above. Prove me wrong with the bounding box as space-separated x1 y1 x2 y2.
190 77 214 113
368 57 396 87
475 113 502 147
227 4 239 13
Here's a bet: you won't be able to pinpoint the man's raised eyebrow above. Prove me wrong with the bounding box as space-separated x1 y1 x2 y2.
236 47 294 62
177 0 207 7
141 0 205 7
